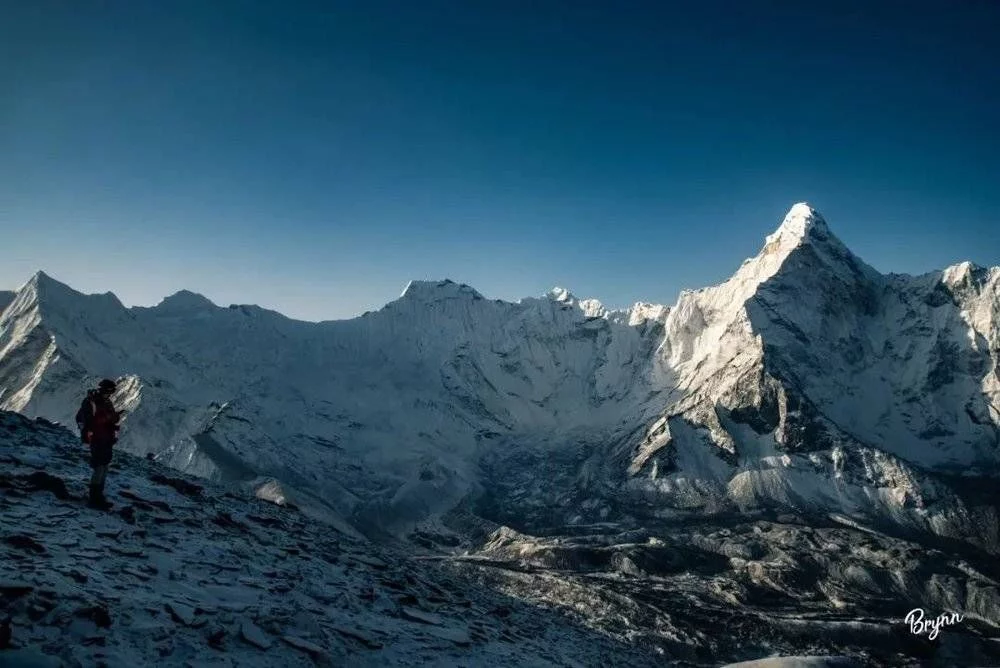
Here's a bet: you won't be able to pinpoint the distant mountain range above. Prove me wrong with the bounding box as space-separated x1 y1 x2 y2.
1 203 997 546
3 203 999 665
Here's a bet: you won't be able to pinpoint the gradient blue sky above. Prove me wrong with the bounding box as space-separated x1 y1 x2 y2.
2 1 998 321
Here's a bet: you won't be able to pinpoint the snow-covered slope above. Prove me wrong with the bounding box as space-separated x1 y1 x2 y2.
1 204 998 550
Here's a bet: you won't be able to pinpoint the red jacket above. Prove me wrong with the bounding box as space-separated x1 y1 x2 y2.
76 390 121 447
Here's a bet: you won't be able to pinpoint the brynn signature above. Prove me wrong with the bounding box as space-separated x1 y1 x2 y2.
905 608 964 640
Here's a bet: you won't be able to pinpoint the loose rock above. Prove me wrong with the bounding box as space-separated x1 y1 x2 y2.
400 606 444 626
166 601 196 626
0 582 34 598
282 635 326 656
239 620 272 650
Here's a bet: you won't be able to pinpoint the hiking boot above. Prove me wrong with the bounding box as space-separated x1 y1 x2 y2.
88 487 113 510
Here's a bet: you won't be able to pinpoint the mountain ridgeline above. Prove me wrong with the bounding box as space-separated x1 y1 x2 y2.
1 204 998 552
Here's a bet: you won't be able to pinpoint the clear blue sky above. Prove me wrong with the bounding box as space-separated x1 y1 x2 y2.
1 0 997 320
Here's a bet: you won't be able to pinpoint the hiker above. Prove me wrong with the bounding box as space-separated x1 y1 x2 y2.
75 379 124 509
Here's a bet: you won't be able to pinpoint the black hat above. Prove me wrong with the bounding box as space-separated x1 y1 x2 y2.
98 379 117 392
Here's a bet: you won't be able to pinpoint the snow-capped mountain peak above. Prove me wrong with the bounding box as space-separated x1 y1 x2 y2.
624 302 670 326
8 271 126 321
543 287 610 318
764 201 828 246
941 259 997 293
24 269 58 289
154 289 218 313
21 270 89 300
546 286 575 303
399 279 484 302
10 271 72 314
754 202 853 275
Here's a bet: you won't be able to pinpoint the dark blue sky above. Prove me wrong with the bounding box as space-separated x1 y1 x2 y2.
2 1 997 320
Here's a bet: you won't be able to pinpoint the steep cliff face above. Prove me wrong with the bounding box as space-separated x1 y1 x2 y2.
1 205 997 549
633 204 997 473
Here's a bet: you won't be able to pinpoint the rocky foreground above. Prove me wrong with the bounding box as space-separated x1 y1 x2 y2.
446 511 1000 666
0 411 660 667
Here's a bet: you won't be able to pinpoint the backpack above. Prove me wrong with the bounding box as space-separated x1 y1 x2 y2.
76 390 121 444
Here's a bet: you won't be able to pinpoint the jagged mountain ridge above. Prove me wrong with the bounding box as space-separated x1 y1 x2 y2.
1 204 998 547
0 268 670 533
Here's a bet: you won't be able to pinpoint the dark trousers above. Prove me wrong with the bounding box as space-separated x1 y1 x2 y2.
89 441 114 494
